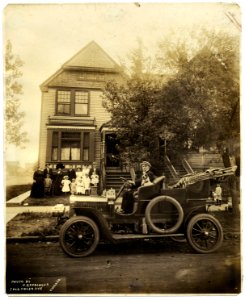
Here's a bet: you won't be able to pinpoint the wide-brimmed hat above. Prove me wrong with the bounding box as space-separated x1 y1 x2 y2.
140 161 151 168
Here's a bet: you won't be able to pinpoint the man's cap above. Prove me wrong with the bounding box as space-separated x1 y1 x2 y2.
140 161 151 168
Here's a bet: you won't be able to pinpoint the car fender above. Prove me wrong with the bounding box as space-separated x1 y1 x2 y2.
183 204 207 228
73 207 115 243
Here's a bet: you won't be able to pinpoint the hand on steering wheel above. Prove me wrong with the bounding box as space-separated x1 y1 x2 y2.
120 177 134 184
120 177 134 186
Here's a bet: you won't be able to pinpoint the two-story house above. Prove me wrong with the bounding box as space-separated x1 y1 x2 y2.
39 41 124 176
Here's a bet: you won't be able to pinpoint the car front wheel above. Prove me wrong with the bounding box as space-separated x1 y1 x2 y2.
59 216 100 258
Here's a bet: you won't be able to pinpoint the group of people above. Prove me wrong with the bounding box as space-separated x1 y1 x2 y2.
30 159 223 213
30 162 100 198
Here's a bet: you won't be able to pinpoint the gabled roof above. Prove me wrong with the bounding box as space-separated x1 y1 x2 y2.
63 41 120 70
40 41 121 90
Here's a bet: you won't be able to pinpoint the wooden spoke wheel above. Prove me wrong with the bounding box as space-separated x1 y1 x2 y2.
59 216 99 258
186 214 223 254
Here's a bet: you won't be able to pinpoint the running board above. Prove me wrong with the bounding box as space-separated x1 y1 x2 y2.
112 233 185 240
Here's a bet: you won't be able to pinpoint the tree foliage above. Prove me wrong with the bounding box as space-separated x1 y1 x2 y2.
103 76 163 165
5 40 28 148
103 30 240 165
155 30 240 155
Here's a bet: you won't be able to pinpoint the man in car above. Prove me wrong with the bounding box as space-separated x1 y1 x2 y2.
120 161 156 214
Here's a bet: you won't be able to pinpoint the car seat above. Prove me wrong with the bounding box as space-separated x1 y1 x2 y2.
137 176 165 200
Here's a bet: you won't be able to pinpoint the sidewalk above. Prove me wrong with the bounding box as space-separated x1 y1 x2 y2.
5 190 69 224
5 205 70 224
7 190 31 206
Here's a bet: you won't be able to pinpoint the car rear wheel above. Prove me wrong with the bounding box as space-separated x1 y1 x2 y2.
186 213 223 254
145 196 184 234
60 216 100 258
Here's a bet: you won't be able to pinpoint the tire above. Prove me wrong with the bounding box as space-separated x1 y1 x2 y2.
186 213 223 254
145 196 184 234
59 216 100 258
171 236 187 243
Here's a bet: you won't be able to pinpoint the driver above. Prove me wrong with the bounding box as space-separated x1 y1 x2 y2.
120 161 156 214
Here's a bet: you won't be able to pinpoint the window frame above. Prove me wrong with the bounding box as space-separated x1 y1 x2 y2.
55 88 90 117
56 90 71 115
48 130 94 163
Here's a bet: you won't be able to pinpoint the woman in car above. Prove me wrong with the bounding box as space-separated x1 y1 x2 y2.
120 161 156 214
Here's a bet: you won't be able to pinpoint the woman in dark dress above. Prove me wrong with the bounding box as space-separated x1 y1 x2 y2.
53 167 64 196
30 166 45 198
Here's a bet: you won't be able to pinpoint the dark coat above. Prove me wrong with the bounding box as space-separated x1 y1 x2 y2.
30 170 45 198
43 167 53 179
68 169 76 181
121 170 156 213
53 170 64 196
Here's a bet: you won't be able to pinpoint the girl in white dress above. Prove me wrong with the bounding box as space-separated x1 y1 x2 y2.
61 175 71 194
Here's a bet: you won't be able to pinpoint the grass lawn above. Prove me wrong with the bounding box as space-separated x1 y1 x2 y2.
6 184 32 201
6 212 60 238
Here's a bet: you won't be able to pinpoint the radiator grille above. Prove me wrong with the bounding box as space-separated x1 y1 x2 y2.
72 201 111 213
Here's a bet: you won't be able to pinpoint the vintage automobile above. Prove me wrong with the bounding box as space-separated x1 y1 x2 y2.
56 166 236 258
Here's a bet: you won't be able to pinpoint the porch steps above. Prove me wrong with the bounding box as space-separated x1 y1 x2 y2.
106 171 132 191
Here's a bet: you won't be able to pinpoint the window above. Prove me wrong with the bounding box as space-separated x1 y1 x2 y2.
75 91 89 115
61 132 81 161
57 91 71 115
49 131 92 162
56 89 89 116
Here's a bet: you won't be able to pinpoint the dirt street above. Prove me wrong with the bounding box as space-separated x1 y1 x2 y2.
6 238 240 295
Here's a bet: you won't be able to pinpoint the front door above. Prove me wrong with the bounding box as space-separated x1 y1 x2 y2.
105 134 120 167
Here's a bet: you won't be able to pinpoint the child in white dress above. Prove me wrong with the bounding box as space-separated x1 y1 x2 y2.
83 173 91 195
91 171 99 186
76 177 85 195
61 175 71 194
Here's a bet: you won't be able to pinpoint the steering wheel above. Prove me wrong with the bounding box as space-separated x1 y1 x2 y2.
116 177 132 198
119 177 130 183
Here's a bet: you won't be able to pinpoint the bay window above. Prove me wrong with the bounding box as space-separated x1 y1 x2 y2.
49 130 94 162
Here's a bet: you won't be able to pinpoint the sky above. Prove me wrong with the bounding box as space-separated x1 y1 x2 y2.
2 0 242 166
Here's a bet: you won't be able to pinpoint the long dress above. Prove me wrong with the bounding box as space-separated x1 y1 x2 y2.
30 170 45 198
53 170 64 196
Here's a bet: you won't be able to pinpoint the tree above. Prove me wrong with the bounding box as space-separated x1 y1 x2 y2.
103 29 240 178
154 30 240 154
154 30 240 215
103 76 163 167
5 40 28 148
103 40 165 169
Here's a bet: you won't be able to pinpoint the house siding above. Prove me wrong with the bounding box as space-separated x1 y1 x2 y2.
38 88 56 167
38 85 112 168
38 42 123 169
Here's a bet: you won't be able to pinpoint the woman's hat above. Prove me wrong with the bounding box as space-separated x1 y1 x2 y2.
140 161 151 168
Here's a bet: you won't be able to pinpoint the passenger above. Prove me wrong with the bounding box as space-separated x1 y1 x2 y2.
120 161 156 214
214 183 222 206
